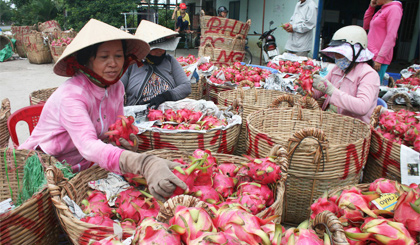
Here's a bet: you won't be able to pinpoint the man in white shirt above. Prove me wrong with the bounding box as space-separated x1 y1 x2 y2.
284 0 318 57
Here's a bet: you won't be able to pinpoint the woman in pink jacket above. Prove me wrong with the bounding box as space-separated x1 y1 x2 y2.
18 19 187 201
309 25 380 124
363 0 403 85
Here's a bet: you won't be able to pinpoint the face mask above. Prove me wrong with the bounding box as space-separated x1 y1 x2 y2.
335 57 351 71
146 52 166 66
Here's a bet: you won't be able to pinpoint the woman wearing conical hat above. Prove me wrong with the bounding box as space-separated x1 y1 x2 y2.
121 20 191 108
18 19 187 201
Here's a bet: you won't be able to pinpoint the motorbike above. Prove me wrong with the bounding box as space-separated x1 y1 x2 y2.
255 21 279 64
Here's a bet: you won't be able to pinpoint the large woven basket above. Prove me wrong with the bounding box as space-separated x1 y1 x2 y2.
205 77 237 104
29 87 58 105
200 14 251 38
363 106 402 183
0 99 11 148
186 75 204 100
198 41 245 67
150 147 289 223
387 92 420 112
24 31 52 64
37 20 61 33
49 44 67 63
0 148 62 244
46 147 288 243
246 107 371 224
11 25 37 58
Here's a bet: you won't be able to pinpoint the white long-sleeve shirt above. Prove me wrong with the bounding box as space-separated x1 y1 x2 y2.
284 0 318 52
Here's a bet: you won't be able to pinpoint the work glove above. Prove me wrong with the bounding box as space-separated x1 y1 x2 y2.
147 91 174 109
313 74 335 96
110 133 139 152
119 151 187 202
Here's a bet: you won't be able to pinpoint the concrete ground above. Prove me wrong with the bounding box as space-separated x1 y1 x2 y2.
0 48 198 144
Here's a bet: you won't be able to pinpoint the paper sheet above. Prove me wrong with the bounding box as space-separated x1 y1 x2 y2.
400 144 420 185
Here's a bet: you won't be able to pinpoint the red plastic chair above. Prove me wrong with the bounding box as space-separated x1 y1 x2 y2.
7 103 44 146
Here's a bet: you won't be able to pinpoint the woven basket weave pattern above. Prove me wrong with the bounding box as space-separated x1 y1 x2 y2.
29 87 58 105
0 148 61 244
0 99 11 148
246 107 371 224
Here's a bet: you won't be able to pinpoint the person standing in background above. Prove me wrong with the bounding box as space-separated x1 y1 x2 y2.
363 0 403 85
217 6 229 18
284 0 318 57
172 3 190 49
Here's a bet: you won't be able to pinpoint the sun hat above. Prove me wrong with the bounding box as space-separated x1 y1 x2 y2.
135 20 180 51
179 3 187 9
321 42 374 63
53 19 150 77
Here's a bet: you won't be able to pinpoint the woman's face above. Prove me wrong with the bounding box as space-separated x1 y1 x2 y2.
87 40 124 82
149 48 166 56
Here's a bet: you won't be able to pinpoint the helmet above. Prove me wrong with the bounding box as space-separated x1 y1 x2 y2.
218 6 229 15
329 25 368 49
179 3 187 10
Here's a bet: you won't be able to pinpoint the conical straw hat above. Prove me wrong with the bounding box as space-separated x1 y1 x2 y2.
135 20 180 51
54 19 150 77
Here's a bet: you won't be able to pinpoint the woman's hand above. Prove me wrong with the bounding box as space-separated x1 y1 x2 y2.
370 0 377 7
374 61 382 71
313 74 335 96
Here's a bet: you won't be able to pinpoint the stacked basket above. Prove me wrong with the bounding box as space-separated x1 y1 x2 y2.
24 30 52 64
198 10 251 67
46 147 289 242
11 25 37 58
0 148 62 244
245 106 371 224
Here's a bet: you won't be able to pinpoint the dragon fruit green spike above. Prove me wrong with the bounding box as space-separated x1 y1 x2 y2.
188 232 246 245
132 217 184 244
344 227 371 245
361 217 416 245
394 189 420 232
169 206 217 244
213 205 275 245
261 222 285 245
281 220 324 245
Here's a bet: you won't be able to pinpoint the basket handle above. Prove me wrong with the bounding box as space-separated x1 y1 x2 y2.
296 96 320 110
1 98 11 119
268 144 289 174
231 98 244 115
231 34 244 52
196 75 204 100
369 105 385 128
269 94 295 108
202 41 215 60
46 165 76 201
387 92 413 111
312 211 350 245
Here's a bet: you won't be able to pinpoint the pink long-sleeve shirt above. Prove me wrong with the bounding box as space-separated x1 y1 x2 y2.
363 1 403 65
19 73 124 173
313 63 380 124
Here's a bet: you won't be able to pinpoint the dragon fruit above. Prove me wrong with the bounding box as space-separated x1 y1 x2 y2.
261 222 285 245
114 187 159 224
237 182 274 206
213 205 273 245
81 190 113 217
244 157 281 184
123 173 145 187
90 235 123 245
236 194 266 215
281 220 324 245
147 109 164 121
368 178 402 194
188 111 203 124
213 172 237 198
171 162 199 196
310 191 340 219
344 226 371 245
192 150 216 187
189 232 245 245
361 217 416 244
337 187 379 223
394 190 420 232
132 217 183 244
176 108 192 123
120 219 136 230
164 109 177 122
191 186 221 204
169 206 217 243
81 214 115 227
217 163 241 177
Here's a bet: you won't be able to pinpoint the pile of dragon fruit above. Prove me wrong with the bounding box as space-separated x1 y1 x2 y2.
50 37 74 47
267 59 320 75
183 68 192 77
105 115 139 146
208 62 272 87
147 109 228 130
177 54 199 66
376 109 420 152
395 76 420 86
197 61 215 72
310 178 420 244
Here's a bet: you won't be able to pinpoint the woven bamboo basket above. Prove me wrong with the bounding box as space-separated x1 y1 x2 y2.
200 34 246 51
48 28 77 40
0 148 62 244
0 99 11 148
246 107 371 224
37 20 61 33
198 41 245 67
387 92 420 112
205 77 237 104
363 106 402 183
312 211 350 245
11 25 37 58
46 147 288 243
29 87 58 105
186 75 204 100
49 44 67 63
151 147 289 223
200 14 251 38
24 31 52 64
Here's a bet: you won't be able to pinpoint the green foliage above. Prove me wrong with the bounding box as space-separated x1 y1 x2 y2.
158 8 175 30
11 0 59 25
0 1 14 23
61 0 137 31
